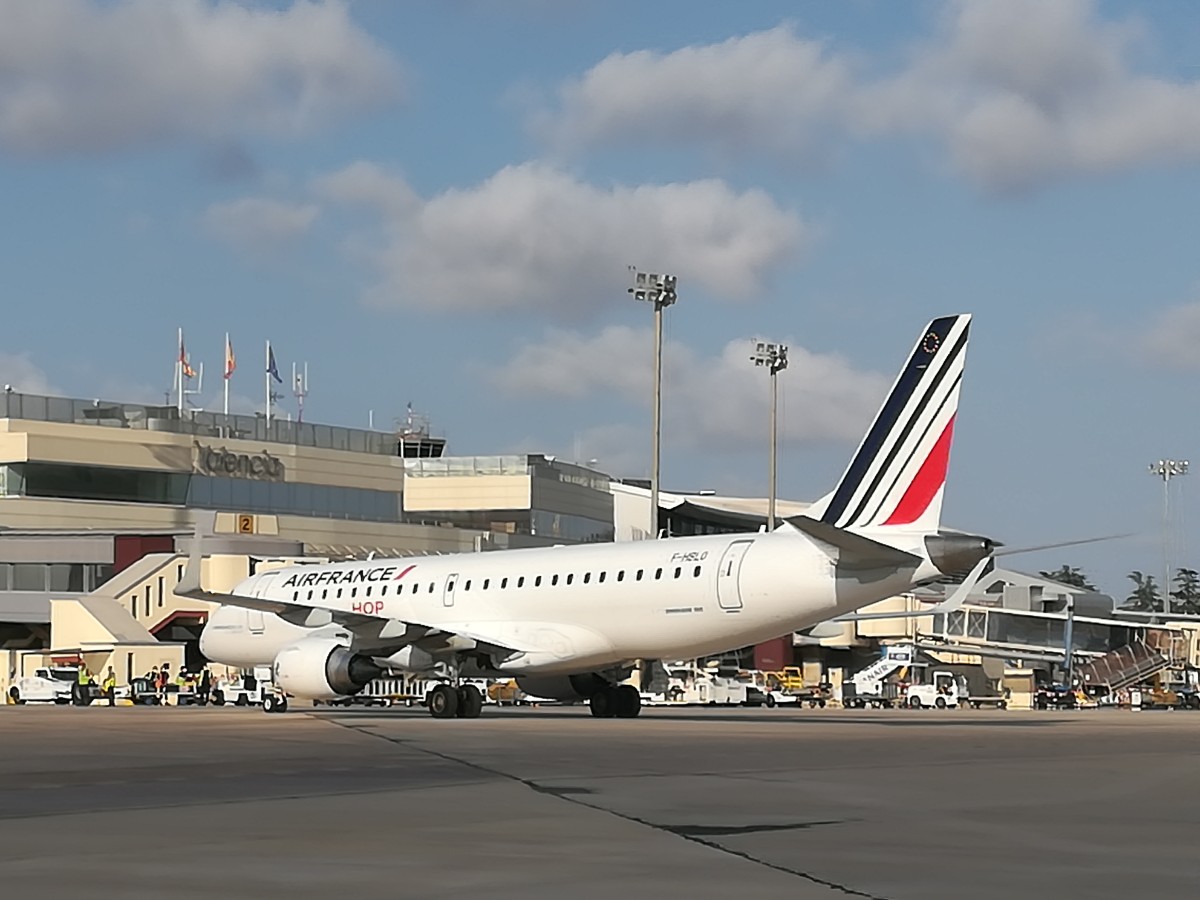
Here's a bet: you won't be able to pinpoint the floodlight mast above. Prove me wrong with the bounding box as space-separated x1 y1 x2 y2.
628 268 678 539
751 341 789 530
1148 459 1189 615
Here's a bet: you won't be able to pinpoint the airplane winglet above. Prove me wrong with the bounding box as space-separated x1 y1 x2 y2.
178 511 217 597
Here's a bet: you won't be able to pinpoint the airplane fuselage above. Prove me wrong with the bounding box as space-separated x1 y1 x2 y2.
200 528 937 675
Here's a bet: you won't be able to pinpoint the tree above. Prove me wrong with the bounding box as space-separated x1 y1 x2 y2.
1170 568 1200 616
1038 565 1096 591
1123 571 1162 612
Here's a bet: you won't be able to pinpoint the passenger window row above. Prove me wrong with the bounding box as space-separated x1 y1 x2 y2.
293 564 704 603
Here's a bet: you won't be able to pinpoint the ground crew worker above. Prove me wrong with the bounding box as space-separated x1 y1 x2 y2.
103 667 117 706
74 664 91 706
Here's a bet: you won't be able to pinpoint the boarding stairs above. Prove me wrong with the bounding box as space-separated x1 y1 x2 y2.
1076 639 1169 691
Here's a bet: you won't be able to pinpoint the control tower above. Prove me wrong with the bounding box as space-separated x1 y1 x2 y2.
396 405 445 458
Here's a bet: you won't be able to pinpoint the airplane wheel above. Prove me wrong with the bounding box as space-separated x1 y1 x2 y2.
589 688 614 718
456 684 484 719
429 684 459 719
614 685 642 718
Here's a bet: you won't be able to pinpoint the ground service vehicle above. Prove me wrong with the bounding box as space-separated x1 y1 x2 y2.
189 316 998 721
115 677 162 705
1033 684 1077 710
8 667 78 704
844 645 915 709
211 667 273 707
906 671 961 709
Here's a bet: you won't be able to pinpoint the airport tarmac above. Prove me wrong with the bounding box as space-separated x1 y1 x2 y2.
0 705 1196 900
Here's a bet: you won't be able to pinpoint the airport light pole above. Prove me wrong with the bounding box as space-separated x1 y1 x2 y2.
1148 459 1189 615
751 341 789 531
629 268 678 539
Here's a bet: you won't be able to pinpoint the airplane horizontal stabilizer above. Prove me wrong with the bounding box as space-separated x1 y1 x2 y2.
786 516 921 568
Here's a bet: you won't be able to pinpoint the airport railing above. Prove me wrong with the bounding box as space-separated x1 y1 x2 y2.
0 389 397 456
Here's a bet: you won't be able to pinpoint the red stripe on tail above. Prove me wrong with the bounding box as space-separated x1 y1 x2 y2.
882 415 955 526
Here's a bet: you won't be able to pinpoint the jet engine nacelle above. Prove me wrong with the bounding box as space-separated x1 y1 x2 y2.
515 673 609 702
273 637 381 700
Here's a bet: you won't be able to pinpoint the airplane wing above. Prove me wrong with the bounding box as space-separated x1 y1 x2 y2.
176 558 530 659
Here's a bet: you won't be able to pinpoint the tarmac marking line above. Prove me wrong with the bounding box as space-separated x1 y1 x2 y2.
330 717 893 900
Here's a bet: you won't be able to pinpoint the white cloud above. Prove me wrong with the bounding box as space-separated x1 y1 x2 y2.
316 161 808 315
536 26 852 160
1137 301 1200 370
0 0 400 156
202 196 319 249
853 0 1200 190
0 351 59 395
534 3 1200 191
493 326 887 449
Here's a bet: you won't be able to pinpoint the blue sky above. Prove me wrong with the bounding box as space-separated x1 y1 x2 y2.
4 0 1200 598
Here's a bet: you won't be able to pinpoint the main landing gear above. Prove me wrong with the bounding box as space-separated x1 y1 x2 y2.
589 684 642 718
427 683 484 719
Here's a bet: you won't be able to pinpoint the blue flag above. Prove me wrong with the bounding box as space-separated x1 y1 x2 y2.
267 345 283 384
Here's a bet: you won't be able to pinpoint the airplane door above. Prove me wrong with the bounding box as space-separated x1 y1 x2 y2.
716 540 753 610
443 574 458 608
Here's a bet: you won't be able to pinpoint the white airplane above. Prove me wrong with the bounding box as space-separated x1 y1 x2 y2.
187 313 995 719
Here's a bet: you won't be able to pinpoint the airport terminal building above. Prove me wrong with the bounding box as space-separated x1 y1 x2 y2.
0 389 614 677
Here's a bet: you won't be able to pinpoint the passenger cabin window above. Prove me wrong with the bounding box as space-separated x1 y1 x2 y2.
293 591 298 601
566 574 574 585
322 589 328 599
501 577 509 589
636 569 644 581
483 579 490 589
337 588 343 598
464 580 471 591
552 574 559 586
655 568 662 580
428 583 435 593
351 588 357 597
448 582 455 592
617 571 625 582
535 576 543 587
673 567 681 578
583 572 591 584
599 572 606 583
693 566 701 577
518 576 525 587
307 590 313 600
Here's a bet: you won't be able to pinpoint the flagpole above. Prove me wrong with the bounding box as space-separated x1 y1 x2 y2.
177 327 184 415
223 332 230 417
265 339 272 426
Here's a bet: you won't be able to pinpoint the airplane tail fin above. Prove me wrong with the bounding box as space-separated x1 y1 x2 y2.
805 314 970 533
